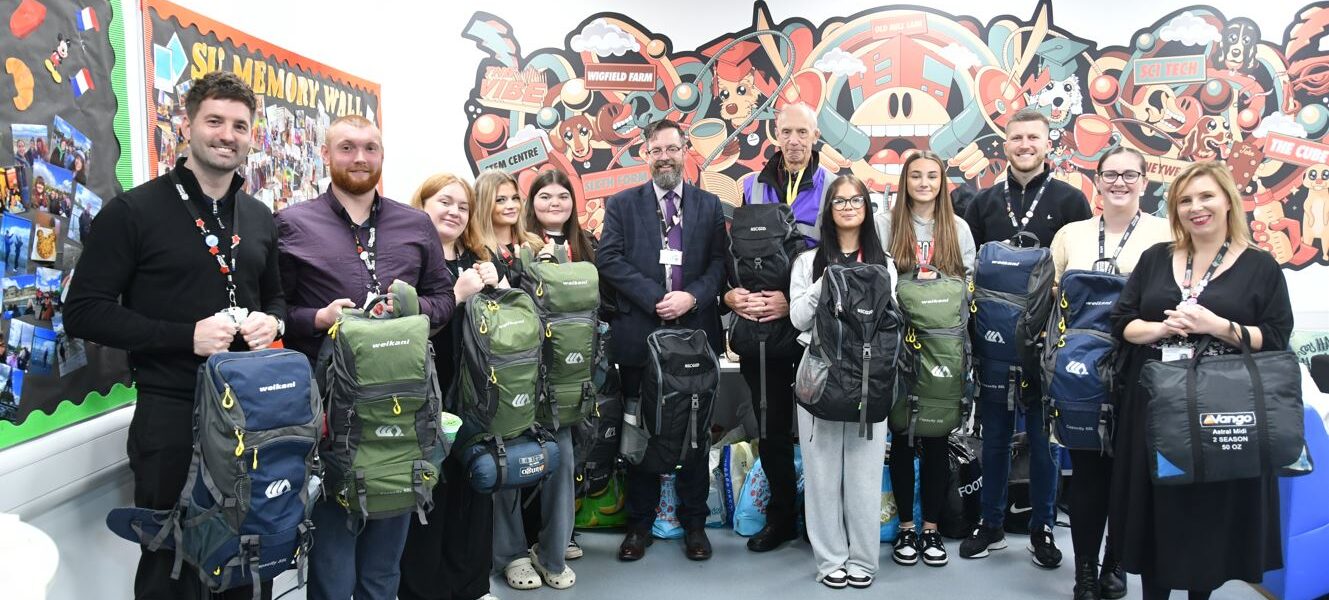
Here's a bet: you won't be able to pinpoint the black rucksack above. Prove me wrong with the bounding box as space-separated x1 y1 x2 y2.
629 328 720 474
573 365 623 497
794 262 905 438
727 202 804 436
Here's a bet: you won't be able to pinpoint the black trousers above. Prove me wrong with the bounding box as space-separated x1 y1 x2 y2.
398 454 495 600
128 395 271 600
889 434 949 525
739 355 798 528
621 365 710 532
1069 449 1114 561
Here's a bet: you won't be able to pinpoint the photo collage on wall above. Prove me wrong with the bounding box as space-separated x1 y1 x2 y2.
0 1 118 424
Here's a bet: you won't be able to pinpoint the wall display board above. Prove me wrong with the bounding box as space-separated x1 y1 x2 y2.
143 0 382 212
460 0 1329 283
0 0 136 445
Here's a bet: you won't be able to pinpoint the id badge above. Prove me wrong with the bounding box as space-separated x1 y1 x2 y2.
659 249 682 266
1161 344 1194 362
217 306 250 327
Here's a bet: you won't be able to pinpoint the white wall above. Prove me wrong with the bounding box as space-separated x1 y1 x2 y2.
152 0 1327 327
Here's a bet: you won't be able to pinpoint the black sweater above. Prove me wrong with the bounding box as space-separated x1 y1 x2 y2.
962 167 1093 247
64 161 285 400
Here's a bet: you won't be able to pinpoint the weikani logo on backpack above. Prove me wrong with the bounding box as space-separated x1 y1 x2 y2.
564 352 585 365
375 425 405 438
984 330 1005 344
499 320 528 330
1065 361 1090 376
264 479 293 499
512 394 531 407
258 381 297 393
564 280 589 286
1087 300 1113 306
371 339 410 349
1200 411 1257 428
921 298 950 305
992 260 1021 267
930 365 953 378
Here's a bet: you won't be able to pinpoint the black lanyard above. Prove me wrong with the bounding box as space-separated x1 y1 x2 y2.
654 190 682 249
1097 211 1141 271
343 202 381 295
1181 239 1230 305
1004 174 1051 232
170 169 240 308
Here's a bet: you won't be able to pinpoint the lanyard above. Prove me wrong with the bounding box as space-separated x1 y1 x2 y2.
654 191 681 249
1181 239 1230 305
785 168 805 205
170 169 240 308
343 202 381 295
1004 174 1051 232
1097 211 1141 271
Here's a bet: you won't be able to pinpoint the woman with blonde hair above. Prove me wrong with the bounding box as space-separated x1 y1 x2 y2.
472 168 542 281
1109 161 1292 600
398 172 502 600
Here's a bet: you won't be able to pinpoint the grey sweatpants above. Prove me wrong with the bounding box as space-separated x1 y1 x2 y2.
798 405 886 580
492 427 576 573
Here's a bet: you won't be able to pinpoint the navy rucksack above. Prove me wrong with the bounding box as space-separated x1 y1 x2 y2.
971 233 1054 408
1042 262 1127 452
107 349 322 597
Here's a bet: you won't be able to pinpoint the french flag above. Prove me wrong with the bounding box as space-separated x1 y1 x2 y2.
75 7 99 32
71 68 94 97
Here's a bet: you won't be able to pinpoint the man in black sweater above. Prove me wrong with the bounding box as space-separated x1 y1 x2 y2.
64 72 283 600
959 109 1091 571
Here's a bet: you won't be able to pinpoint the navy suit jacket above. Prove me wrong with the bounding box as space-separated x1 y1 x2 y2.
596 182 727 366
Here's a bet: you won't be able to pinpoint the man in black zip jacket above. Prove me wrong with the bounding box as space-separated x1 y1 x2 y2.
959 109 1090 571
65 72 283 600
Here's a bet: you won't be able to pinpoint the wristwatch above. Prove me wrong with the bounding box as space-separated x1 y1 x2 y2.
271 314 286 340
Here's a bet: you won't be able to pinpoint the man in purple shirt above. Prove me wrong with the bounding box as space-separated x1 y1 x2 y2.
275 115 455 600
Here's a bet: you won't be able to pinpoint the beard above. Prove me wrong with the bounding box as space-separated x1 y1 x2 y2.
331 163 382 195
650 158 682 190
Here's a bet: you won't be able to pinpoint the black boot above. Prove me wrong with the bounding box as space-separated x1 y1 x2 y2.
1073 556 1100 600
1098 554 1127 600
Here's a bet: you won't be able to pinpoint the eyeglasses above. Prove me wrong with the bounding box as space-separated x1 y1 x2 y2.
647 145 684 158
1099 170 1142 184
831 196 866 209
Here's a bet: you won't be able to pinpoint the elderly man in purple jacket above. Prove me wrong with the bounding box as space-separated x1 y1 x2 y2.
275 115 455 600
726 102 832 552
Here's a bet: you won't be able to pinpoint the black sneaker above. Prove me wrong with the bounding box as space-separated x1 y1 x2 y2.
959 523 1007 559
892 528 920 565
920 529 948 566
1027 524 1063 568
821 568 848 589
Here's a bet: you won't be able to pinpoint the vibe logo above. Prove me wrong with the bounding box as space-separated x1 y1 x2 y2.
375 425 404 438
1065 361 1090 376
565 352 585 365
511 394 531 407
265 479 292 499
984 330 1005 344
930 365 953 378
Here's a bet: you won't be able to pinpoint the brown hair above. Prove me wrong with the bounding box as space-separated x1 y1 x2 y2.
522 169 595 262
184 71 256 119
890 151 965 276
1166 161 1252 252
1006 108 1050 133
410 173 476 251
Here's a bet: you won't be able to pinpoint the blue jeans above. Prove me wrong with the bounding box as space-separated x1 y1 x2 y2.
977 365 1060 531
308 500 411 600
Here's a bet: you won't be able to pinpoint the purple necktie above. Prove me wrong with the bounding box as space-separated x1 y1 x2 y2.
663 190 683 292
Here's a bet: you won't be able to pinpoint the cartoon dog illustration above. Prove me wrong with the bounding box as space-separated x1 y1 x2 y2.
549 113 599 163
1303 163 1329 260
1180 115 1232 161
1027 74 1084 139
1213 18 1261 73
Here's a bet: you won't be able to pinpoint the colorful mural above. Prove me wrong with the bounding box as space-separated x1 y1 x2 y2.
462 1 1329 270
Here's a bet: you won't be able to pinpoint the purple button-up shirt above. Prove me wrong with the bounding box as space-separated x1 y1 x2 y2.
275 189 455 362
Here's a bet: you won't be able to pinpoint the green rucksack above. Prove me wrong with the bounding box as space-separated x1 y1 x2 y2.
890 267 972 442
454 286 544 442
319 281 444 526
519 246 601 430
